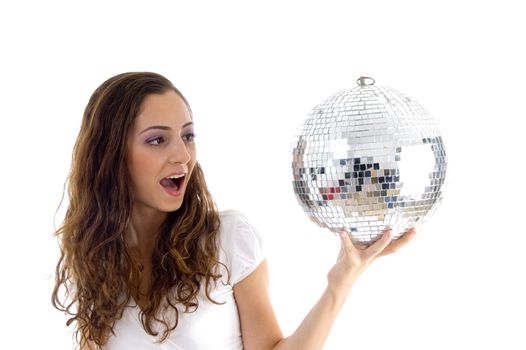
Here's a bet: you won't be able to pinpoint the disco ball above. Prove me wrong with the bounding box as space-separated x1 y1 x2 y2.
290 77 447 244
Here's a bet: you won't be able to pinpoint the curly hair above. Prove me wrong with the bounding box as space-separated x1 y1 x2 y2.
51 72 224 349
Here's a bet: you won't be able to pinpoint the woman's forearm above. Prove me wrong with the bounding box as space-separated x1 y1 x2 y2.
272 285 350 350
271 228 414 350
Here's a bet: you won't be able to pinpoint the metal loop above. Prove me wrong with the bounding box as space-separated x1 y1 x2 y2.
357 76 375 87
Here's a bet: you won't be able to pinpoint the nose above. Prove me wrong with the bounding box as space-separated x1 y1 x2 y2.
167 137 191 166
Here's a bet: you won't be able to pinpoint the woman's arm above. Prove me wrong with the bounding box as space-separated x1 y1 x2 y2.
234 227 416 350
234 260 284 349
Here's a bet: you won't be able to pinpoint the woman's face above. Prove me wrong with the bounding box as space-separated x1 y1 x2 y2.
126 90 197 216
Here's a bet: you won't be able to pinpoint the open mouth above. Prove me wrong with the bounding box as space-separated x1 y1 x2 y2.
160 175 185 192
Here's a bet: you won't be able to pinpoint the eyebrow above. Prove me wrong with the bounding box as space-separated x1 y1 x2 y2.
139 122 194 135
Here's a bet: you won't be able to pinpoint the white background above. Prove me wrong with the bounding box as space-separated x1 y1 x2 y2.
1 1 525 349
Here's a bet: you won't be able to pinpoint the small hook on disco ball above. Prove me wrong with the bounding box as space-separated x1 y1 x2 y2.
357 76 375 87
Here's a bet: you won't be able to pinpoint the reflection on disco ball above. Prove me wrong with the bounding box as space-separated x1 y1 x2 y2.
290 77 447 244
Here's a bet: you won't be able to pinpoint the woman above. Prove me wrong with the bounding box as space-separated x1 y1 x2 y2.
52 72 416 350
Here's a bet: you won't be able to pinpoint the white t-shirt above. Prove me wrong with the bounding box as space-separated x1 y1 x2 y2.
104 210 265 350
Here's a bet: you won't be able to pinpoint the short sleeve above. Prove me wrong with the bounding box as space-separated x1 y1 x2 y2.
218 210 265 286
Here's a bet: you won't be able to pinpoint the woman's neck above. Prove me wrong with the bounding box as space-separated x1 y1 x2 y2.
128 206 168 259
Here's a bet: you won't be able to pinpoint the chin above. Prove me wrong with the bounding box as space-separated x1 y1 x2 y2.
163 201 185 213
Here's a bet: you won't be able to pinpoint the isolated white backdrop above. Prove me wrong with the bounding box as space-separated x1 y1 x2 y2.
1 1 525 349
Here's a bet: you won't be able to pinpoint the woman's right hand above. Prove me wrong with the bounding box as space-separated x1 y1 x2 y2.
327 227 417 301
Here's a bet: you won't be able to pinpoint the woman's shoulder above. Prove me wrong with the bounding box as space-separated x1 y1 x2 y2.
216 209 265 285
218 209 263 242
218 208 248 219
218 209 251 225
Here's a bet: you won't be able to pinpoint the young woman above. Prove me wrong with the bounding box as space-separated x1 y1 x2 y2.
52 72 416 350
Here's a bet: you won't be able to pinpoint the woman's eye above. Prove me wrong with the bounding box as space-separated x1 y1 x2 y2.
184 133 196 142
147 136 165 146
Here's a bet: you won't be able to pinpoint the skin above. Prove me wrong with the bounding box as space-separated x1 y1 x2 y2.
125 90 196 308
124 90 417 349
236 228 416 350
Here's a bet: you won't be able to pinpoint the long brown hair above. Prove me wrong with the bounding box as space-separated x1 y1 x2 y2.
52 72 223 349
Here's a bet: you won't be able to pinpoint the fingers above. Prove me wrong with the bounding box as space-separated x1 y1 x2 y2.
338 227 416 259
338 229 355 255
380 228 417 256
365 227 393 258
